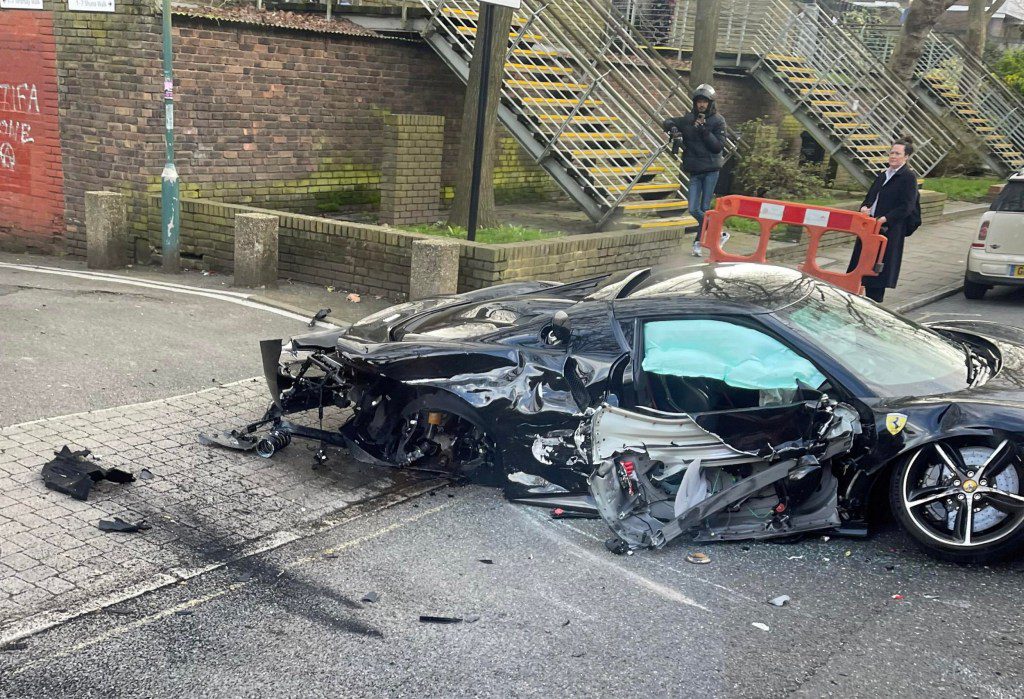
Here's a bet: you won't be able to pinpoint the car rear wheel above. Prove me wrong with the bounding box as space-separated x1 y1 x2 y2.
891 439 1024 564
963 279 989 300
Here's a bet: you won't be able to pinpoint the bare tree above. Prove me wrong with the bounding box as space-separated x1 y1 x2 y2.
965 0 1007 57
448 5 515 231
690 0 721 90
888 0 960 83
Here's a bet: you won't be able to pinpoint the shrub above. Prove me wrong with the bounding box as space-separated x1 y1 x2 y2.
994 48 1024 97
732 117 826 199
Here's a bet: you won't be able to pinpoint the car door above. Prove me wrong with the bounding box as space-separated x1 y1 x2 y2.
612 315 837 455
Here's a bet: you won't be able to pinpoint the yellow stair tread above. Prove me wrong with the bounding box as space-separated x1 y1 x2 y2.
512 48 559 57
802 89 839 96
571 149 650 157
588 165 666 174
622 200 688 211
508 79 588 90
606 182 680 192
442 7 529 22
522 97 604 106
848 133 881 140
811 100 847 107
766 54 804 62
833 123 869 129
457 26 543 41
784 76 819 84
973 126 996 132
853 144 888 151
537 114 619 122
779 66 815 73
637 215 698 229
507 63 573 74
823 111 859 118
561 131 633 139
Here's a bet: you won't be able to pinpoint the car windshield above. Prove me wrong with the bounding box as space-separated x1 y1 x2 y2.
992 181 1024 212
772 286 969 397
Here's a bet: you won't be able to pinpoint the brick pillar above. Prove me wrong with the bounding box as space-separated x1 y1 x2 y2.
409 238 460 300
233 213 279 288
380 114 444 226
85 191 128 269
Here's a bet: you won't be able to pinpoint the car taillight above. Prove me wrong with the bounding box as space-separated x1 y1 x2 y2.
972 221 989 249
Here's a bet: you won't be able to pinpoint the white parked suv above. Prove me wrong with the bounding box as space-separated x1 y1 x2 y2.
964 172 1024 299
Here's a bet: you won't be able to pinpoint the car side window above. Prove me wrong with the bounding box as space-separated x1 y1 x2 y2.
640 319 826 414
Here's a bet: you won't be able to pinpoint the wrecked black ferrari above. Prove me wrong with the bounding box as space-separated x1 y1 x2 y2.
206 263 1024 563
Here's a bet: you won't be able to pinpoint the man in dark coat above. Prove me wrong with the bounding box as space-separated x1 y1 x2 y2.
663 84 728 256
848 136 921 302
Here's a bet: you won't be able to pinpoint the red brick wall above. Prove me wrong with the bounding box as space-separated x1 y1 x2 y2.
0 10 64 248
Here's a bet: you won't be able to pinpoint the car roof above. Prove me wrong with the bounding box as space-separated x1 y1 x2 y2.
612 263 820 314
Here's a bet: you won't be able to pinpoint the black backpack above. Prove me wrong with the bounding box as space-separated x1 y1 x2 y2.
905 189 922 237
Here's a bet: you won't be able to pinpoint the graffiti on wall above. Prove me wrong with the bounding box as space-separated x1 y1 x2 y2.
0 82 41 170
0 10 64 240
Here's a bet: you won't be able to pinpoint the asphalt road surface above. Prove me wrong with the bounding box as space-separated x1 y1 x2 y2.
0 264 341 427
2 276 1024 697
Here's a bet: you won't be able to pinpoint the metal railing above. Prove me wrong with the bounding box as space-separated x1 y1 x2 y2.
749 0 953 177
421 0 739 219
610 0 770 56
851 24 1024 170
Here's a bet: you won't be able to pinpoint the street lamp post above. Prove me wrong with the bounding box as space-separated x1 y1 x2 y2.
161 0 180 272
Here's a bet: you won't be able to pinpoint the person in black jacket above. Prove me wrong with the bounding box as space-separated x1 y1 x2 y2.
847 136 921 302
663 84 728 256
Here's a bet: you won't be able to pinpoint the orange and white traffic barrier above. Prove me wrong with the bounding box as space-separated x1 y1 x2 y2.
700 195 887 294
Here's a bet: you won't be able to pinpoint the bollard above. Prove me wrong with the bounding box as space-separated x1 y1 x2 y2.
409 238 460 301
233 213 279 288
85 191 129 269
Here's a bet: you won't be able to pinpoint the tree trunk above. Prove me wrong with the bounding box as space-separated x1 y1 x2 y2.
690 0 721 90
965 0 987 57
887 0 959 84
448 4 515 231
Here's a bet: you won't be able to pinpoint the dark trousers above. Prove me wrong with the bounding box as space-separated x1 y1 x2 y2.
865 286 885 302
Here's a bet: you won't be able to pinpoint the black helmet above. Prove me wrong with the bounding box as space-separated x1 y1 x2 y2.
693 84 716 101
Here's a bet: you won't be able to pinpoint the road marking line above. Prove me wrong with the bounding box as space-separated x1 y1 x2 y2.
0 261 335 327
514 507 711 613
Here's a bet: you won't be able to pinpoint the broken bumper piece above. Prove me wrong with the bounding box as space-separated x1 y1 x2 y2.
41 446 135 501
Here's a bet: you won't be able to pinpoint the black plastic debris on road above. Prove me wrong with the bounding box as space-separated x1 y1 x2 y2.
361 591 380 603
308 308 331 327
41 446 134 501
419 615 463 624
1 641 29 652
139 468 154 481
477 558 495 565
97 517 151 533
198 430 257 452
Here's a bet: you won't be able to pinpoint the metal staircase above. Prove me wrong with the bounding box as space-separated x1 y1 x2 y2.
420 0 737 230
610 0 956 186
850 25 1024 175
747 0 954 187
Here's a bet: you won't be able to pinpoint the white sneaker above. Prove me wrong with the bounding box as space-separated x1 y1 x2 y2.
721 231 731 246
692 240 703 257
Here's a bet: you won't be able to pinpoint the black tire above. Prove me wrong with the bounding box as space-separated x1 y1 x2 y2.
890 439 1024 564
963 279 989 300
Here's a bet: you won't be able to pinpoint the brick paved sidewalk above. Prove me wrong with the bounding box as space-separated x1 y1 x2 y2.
0 379 428 642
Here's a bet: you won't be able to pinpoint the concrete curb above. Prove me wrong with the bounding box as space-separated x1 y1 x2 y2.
894 282 964 315
937 203 989 222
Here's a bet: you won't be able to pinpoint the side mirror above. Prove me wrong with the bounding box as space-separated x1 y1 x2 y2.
544 310 572 345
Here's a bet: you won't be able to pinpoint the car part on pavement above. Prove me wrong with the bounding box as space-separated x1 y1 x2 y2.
97 517 151 533
41 446 135 501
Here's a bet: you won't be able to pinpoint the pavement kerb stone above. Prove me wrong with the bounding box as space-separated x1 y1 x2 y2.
894 282 964 315
0 478 446 648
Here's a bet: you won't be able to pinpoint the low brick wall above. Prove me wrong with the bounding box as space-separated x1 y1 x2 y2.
174 192 947 300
